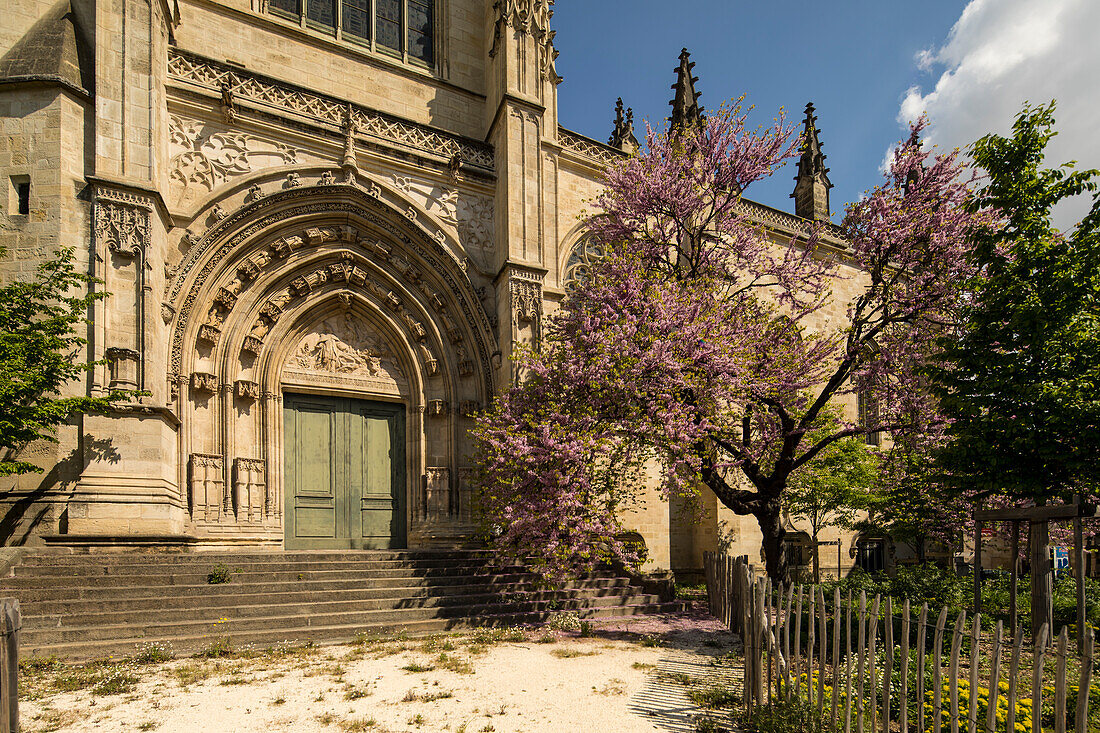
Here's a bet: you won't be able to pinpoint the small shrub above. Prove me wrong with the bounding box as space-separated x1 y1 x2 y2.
207 564 233 584
688 685 739 710
344 685 372 700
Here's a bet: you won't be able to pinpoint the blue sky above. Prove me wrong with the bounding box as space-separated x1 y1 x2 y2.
550 0 1100 227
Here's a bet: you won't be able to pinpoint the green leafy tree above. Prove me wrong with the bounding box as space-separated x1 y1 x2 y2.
0 246 133 476
786 437 879 582
929 102 1100 504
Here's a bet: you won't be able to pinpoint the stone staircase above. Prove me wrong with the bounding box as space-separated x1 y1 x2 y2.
2 550 681 660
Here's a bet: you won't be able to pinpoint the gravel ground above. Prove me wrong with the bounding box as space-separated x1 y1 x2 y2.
18 605 744 733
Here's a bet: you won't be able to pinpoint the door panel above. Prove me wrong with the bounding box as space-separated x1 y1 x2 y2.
284 394 405 549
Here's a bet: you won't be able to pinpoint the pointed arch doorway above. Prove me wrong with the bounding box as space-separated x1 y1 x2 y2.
284 393 406 549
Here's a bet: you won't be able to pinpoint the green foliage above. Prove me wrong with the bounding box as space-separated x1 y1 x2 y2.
930 102 1100 500
786 437 879 579
207 564 233 584
744 696 838 733
0 245 136 475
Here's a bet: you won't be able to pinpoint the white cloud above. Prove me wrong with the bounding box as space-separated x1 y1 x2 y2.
898 0 1100 229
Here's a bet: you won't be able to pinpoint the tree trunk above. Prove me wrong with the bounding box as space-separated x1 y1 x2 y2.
812 534 821 584
758 503 788 582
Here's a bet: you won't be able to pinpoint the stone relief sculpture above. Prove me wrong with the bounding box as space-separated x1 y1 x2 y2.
285 314 405 384
168 115 301 203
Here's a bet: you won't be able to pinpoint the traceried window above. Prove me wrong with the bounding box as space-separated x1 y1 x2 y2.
857 389 881 447
269 0 434 66
562 239 606 293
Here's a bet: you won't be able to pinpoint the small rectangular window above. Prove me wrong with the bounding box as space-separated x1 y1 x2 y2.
10 176 29 216
342 0 370 43
269 0 299 18
407 0 433 64
376 0 402 53
306 0 337 29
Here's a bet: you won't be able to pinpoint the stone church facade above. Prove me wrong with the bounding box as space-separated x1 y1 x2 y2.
0 0 873 576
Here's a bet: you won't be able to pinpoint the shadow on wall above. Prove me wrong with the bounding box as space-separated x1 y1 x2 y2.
0 434 119 545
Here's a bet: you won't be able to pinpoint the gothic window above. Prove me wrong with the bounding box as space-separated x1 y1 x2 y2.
858 389 881 446
562 239 606 293
269 0 434 66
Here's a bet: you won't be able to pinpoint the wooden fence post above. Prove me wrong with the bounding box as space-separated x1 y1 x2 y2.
932 607 949 733
1075 630 1093 732
949 610 967 733
868 595 881 733
883 596 893 733
1054 627 1068 733
1032 623 1049 733
986 620 1002 733
900 599 911 733
1 598 19 733
967 613 981 733
1007 623 1022 733
916 603 928 733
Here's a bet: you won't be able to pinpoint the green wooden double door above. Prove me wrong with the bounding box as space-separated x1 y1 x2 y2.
284 394 406 549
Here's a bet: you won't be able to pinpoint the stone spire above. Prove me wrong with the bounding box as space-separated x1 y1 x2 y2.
609 97 639 153
903 127 923 195
669 48 703 131
791 102 833 221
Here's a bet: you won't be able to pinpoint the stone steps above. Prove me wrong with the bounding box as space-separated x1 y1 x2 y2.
4 550 681 660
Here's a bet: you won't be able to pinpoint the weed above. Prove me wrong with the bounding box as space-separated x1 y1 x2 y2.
401 661 436 673
132 641 174 664
551 648 597 658
138 722 158 731
91 666 140 695
337 717 378 731
578 620 593 637
265 639 317 658
352 631 383 646
594 678 626 696
402 689 454 702
535 633 557 644
317 712 336 725
172 661 216 687
207 563 233 584
219 676 251 686
546 613 581 632
693 715 725 733
195 637 233 658
408 713 426 726
660 671 699 686
478 725 495 732
271 696 286 705
466 626 525 645
314 691 325 702
632 662 656 671
687 685 739 710
344 685 372 700
436 652 474 675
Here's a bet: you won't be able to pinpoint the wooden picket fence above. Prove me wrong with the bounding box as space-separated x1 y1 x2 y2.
1 598 18 733
703 552 1097 733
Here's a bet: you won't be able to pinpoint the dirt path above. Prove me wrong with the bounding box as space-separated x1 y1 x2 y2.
19 607 744 733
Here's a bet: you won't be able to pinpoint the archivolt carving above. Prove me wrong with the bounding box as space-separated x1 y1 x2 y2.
168 115 300 200
168 189 496 398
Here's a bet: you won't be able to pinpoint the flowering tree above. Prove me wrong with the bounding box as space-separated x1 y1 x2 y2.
474 102 986 581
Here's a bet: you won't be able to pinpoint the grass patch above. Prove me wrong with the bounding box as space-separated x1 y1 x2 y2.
466 626 526 645
402 689 454 702
171 661 217 687
337 717 378 731
551 648 597 659
132 641 174 664
632 662 656 671
90 666 140 696
594 678 626 696
343 684 372 700
138 722 159 731
401 661 436 673
435 652 474 675
659 671 700 687
687 684 740 710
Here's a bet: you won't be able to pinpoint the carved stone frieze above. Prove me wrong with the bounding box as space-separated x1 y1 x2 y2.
168 115 299 202
95 200 150 258
168 51 493 169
